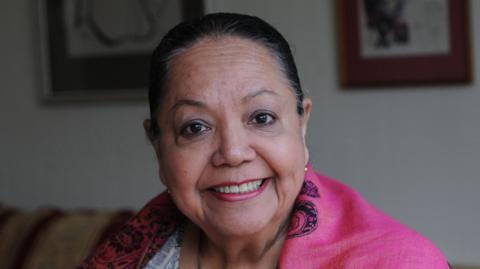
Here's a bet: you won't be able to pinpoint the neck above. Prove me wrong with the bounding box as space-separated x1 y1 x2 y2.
197 217 290 269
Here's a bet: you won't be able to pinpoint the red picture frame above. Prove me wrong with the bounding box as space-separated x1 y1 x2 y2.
337 0 472 87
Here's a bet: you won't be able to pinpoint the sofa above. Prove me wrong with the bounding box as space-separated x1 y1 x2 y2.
0 205 134 269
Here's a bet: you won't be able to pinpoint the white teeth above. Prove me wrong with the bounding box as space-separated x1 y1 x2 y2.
239 184 247 192
214 178 265 194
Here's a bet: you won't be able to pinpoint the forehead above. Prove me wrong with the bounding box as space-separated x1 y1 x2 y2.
171 36 281 73
164 36 292 101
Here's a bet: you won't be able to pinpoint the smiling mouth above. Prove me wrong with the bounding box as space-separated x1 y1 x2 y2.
210 178 268 194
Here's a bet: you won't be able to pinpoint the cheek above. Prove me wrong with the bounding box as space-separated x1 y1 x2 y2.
257 130 306 186
157 142 210 191
271 130 306 168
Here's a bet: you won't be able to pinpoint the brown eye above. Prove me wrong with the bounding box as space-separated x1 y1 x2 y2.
180 121 210 137
251 112 276 126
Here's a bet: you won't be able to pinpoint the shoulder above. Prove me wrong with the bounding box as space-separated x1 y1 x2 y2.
341 227 450 268
78 192 182 269
310 170 450 268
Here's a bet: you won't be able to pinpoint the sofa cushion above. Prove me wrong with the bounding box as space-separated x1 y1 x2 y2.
0 205 134 269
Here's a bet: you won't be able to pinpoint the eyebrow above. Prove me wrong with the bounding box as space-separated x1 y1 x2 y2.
242 88 280 103
169 88 280 114
169 99 206 114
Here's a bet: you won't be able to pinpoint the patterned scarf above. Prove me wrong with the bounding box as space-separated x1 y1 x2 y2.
80 164 450 268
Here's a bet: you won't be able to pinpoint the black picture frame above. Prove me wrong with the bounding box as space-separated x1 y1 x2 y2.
39 0 204 100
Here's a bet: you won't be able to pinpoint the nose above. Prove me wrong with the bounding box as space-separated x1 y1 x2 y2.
211 123 256 167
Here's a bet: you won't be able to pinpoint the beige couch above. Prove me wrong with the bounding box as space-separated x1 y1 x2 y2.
0 205 133 269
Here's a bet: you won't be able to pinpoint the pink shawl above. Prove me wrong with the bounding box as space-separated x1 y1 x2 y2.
80 164 450 268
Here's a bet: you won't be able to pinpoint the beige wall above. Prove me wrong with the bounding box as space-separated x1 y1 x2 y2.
0 0 478 265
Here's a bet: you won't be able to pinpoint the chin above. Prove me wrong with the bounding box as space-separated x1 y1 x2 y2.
204 200 284 239
211 216 274 238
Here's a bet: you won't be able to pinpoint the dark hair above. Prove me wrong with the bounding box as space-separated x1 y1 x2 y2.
148 12 304 138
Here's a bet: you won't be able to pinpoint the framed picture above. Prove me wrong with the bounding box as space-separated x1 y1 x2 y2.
38 0 204 100
337 0 471 87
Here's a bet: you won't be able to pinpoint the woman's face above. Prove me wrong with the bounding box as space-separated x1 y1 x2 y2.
151 36 311 238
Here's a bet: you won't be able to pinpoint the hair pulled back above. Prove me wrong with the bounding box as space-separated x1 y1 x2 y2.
148 12 304 138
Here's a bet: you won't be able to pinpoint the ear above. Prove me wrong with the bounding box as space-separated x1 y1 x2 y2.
143 119 168 186
300 98 312 164
143 119 160 155
143 119 152 140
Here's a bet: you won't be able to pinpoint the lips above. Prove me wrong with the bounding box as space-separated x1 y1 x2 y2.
209 177 271 202
213 178 264 194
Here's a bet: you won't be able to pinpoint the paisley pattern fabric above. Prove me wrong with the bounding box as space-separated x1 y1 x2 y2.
79 197 184 269
143 225 184 269
79 164 450 268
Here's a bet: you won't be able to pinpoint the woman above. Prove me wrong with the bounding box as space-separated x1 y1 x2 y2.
81 13 450 268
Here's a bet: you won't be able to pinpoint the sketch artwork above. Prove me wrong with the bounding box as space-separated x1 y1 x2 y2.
358 0 450 58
